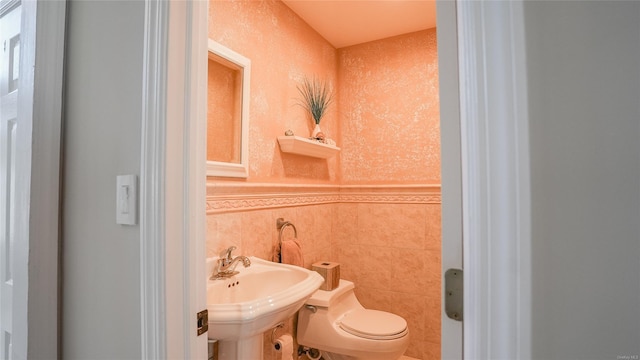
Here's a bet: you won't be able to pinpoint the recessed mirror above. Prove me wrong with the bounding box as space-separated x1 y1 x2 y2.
207 39 250 178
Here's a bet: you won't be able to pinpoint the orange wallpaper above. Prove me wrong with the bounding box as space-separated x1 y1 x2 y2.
209 0 339 183
338 29 440 184
208 1 440 359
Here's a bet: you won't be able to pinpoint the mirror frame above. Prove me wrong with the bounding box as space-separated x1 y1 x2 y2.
206 39 251 178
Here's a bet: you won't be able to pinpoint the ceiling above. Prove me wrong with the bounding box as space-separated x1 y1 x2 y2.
281 0 437 49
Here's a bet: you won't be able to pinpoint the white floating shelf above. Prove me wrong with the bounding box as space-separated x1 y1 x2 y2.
277 135 340 159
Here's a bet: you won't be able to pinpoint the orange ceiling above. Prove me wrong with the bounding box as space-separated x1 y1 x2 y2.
282 0 437 48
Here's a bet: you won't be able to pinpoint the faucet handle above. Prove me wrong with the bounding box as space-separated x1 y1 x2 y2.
220 246 237 260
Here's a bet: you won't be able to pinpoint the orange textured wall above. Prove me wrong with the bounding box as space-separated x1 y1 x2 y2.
338 29 440 184
209 0 339 183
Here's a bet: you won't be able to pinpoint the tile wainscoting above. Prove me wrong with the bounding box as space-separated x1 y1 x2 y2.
206 182 441 359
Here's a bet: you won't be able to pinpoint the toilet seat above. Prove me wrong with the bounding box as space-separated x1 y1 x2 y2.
338 309 408 340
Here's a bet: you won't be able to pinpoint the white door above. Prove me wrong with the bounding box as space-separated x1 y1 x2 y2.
0 3 21 358
1 1 64 358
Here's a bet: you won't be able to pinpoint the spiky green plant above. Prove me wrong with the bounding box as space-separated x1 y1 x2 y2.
296 76 334 125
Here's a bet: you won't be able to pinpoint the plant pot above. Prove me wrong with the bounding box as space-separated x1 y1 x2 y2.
311 123 322 138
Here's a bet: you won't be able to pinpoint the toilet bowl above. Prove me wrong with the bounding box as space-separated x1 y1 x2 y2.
297 279 409 360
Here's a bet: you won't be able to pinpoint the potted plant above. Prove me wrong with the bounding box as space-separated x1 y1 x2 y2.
296 76 334 140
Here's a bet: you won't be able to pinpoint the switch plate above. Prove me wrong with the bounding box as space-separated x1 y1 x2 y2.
116 175 137 225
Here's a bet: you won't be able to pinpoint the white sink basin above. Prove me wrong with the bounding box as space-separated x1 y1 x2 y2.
207 256 323 358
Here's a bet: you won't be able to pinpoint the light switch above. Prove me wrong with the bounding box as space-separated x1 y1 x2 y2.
116 175 137 225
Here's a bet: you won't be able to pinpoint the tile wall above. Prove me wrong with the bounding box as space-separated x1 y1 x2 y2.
206 185 441 359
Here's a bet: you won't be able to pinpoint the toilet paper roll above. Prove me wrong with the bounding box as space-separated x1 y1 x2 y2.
274 334 294 360
305 348 322 360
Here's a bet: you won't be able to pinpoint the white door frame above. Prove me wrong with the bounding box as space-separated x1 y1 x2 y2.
453 0 532 359
139 0 168 357
140 0 208 358
437 0 463 358
1 0 65 358
140 0 533 358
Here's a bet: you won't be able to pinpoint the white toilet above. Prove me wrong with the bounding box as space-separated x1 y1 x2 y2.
297 279 409 360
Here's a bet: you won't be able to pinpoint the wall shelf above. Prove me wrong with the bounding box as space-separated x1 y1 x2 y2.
277 135 340 159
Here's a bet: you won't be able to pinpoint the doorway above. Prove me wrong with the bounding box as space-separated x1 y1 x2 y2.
205 1 454 359
158 0 538 359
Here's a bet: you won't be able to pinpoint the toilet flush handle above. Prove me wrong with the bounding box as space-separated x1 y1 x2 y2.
305 305 317 313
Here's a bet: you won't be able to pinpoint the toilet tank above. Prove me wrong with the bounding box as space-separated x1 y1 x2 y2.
305 279 355 307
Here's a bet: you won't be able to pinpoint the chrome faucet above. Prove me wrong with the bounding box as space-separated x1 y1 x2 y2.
211 246 251 280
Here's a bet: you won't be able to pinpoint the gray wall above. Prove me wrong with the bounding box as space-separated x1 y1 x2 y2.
63 1 143 358
525 2 640 359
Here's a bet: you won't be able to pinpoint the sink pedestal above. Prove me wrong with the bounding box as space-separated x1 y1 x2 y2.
217 335 263 360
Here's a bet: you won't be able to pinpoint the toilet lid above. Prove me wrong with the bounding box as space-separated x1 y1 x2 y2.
338 309 408 340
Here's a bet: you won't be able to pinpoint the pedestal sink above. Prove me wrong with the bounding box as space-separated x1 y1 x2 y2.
207 256 324 360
